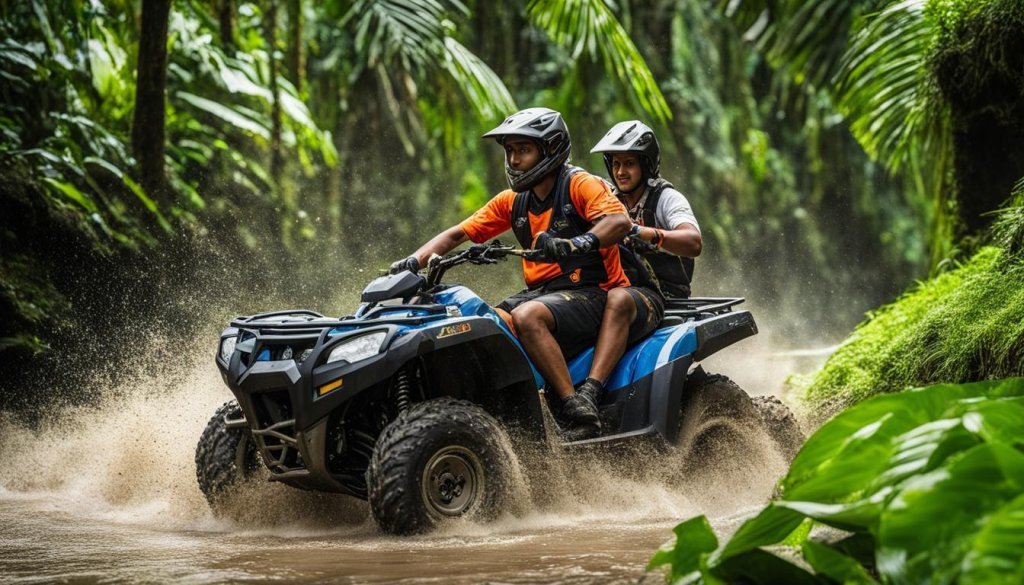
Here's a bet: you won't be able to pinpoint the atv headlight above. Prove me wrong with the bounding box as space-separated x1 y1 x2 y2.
219 336 237 362
326 331 386 365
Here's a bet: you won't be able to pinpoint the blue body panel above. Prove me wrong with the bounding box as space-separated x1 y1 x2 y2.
284 284 699 391
566 324 698 391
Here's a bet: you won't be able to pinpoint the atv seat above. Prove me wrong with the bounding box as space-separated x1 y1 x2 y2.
658 315 686 328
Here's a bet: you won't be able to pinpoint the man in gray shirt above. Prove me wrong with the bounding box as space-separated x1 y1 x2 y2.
563 121 703 440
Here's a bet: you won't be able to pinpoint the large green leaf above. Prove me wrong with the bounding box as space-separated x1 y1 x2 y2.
877 443 1024 583
648 515 719 582
712 505 807 562
655 379 1024 583
801 539 879 585
175 91 271 139
960 493 1024 585
707 549 820 585
783 380 1024 499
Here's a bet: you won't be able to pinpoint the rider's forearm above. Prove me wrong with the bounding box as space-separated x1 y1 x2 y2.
412 225 469 266
589 213 630 248
640 224 702 257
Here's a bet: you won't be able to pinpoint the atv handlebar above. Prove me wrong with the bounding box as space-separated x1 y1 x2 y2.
423 240 542 288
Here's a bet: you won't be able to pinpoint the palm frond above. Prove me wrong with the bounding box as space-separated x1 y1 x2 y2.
836 0 936 171
345 0 463 73
725 0 887 87
441 37 517 121
341 0 516 124
527 0 672 122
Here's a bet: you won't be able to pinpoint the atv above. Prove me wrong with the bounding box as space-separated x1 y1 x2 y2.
196 241 802 534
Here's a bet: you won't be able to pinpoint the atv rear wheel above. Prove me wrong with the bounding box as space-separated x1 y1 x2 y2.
752 395 804 461
676 374 805 466
195 400 261 512
367 397 518 535
675 373 761 466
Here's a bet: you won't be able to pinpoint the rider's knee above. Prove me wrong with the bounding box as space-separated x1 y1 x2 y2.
511 303 547 335
606 288 637 321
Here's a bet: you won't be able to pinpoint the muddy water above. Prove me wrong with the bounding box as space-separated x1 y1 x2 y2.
0 340 806 584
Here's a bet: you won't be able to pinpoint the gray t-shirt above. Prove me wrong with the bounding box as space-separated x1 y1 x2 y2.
623 183 700 233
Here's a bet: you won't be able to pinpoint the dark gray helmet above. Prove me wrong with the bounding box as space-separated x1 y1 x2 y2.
590 120 660 182
482 107 571 191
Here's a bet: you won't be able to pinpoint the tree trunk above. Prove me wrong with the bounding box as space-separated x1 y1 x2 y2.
285 0 303 92
218 0 236 54
264 0 288 245
131 0 172 205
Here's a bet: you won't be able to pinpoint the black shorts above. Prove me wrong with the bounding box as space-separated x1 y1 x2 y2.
625 286 665 345
498 286 607 359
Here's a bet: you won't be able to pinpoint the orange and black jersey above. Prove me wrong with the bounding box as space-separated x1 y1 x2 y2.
460 166 630 291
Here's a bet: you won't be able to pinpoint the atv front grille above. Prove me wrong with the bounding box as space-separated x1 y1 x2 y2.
250 389 304 473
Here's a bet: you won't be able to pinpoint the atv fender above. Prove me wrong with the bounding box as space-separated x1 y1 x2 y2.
692 310 757 361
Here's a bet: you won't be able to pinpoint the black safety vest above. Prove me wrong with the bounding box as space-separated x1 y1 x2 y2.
511 166 609 291
627 179 694 299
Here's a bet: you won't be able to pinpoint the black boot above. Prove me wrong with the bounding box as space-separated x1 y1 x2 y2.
559 380 603 441
562 392 599 425
576 377 604 408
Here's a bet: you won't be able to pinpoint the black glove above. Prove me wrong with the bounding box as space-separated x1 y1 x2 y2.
388 255 420 275
533 232 600 260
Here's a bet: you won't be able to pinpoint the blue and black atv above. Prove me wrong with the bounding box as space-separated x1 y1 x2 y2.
196 242 802 534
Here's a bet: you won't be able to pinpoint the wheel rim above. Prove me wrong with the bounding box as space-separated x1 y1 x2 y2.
421 446 483 518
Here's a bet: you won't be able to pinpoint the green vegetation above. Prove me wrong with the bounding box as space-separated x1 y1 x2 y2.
720 0 1024 415
800 245 1024 415
649 1 1024 581
1 0 927 382
726 0 1024 265
651 378 1024 584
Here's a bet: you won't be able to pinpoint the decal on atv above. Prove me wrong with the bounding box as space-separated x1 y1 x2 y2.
437 323 472 338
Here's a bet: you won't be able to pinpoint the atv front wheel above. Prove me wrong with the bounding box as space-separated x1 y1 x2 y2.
195 400 261 512
367 397 518 535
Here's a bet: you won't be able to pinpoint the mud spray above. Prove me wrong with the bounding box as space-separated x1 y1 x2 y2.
0 252 831 583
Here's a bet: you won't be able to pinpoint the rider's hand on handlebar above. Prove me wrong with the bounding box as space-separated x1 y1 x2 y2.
531 232 600 261
626 224 659 253
388 255 421 275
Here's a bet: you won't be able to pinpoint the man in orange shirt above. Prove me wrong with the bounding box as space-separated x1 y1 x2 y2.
389 108 630 438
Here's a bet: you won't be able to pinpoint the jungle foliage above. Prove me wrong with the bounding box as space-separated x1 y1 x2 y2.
0 0 927 370
651 378 1024 584
715 0 1024 417
725 0 1024 266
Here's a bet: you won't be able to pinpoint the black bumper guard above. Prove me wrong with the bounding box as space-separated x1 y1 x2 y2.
251 417 301 472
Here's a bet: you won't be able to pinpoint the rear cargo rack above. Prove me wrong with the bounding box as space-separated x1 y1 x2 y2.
664 297 744 318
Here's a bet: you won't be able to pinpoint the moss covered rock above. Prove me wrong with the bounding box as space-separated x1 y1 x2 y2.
800 246 1024 416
